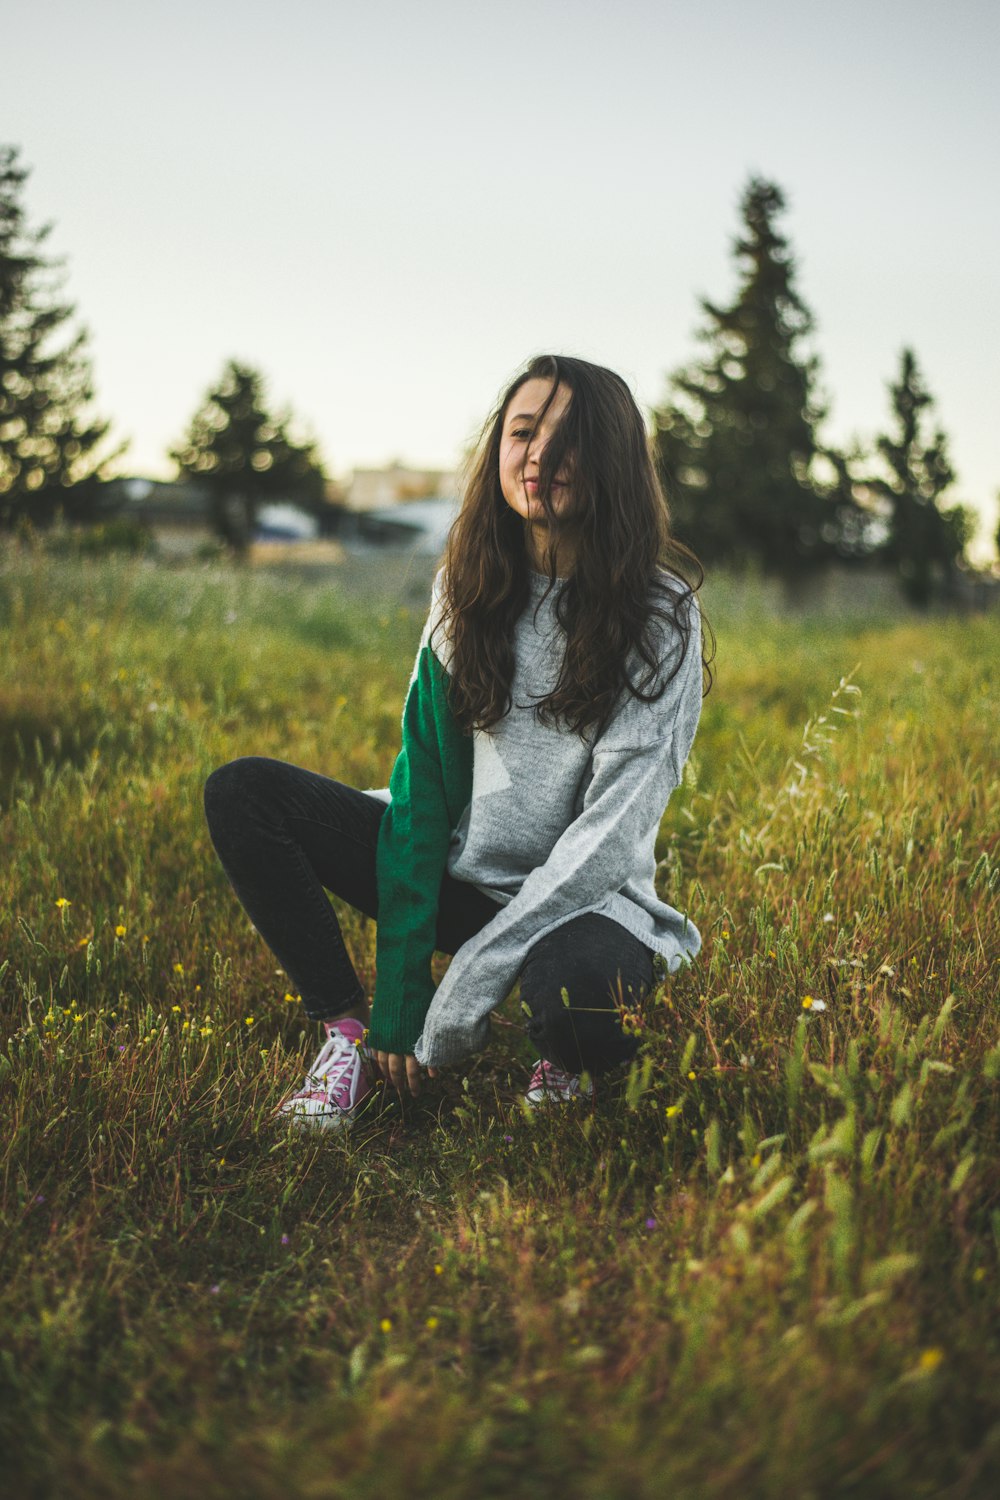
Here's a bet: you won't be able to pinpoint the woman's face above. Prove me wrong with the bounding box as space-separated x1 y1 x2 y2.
498 377 575 529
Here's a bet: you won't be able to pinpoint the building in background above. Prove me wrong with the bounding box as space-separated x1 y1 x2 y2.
344 463 457 511
85 464 463 560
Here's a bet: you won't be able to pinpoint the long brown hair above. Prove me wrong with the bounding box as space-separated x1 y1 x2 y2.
439 354 712 739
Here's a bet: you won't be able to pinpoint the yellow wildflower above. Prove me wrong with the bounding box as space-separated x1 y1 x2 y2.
380 1317 392 1333
918 1348 944 1374
55 897 71 909
687 1071 696 1081
425 1317 439 1331
173 962 184 975
434 1263 443 1275
171 1005 182 1013
245 1016 255 1026
115 925 127 938
665 1105 681 1118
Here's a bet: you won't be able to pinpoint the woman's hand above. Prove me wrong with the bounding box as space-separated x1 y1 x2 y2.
373 1051 438 1098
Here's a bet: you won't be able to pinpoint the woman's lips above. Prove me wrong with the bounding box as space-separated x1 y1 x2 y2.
525 479 564 490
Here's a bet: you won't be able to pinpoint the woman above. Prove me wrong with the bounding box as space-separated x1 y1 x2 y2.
203 353 711 1127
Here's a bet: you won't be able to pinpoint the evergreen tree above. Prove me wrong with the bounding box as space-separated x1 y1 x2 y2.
171 360 327 552
0 144 118 526
870 349 973 608
653 177 849 576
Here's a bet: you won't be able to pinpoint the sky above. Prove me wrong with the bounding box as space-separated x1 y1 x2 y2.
5 0 999 555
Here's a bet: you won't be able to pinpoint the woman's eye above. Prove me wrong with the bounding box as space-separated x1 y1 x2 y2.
511 427 534 440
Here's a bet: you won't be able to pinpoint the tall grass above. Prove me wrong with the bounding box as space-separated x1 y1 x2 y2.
1 550 998 1498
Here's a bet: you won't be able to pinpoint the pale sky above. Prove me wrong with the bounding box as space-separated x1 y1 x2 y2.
5 0 999 554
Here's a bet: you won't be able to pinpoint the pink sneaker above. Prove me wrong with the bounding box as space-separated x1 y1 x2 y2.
524 1058 594 1106
277 1017 376 1129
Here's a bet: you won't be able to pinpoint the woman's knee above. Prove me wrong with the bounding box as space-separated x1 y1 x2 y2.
203 756 279 829
523 1001 585 1063
519 916 652 1072
520 962 644 1074
523 990 639 1076
521 918 652 1017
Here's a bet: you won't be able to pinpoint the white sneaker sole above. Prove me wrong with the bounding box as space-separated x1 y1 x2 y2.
523 1084 593 1106
276 1088 376 1130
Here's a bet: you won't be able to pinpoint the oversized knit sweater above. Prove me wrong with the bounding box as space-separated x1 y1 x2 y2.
367 568 704 1067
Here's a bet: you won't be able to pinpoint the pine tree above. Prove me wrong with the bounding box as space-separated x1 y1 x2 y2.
0 144 118 527
653 177 847 577
870 349 973 607
171 360 327 552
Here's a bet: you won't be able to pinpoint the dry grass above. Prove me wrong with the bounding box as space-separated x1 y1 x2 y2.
1 550 998 1498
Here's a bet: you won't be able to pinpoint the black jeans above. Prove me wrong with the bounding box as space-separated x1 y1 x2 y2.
203 756 650 1076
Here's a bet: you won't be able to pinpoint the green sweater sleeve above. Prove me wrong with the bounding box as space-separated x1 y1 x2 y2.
368 642 472 1054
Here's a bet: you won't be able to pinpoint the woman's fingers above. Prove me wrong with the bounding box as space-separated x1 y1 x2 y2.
373 1051 436 1096
389 1053 421 1096
376 1050 396 1089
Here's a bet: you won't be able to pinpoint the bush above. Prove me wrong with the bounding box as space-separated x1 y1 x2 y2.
39 516 155 558
77 517 155 556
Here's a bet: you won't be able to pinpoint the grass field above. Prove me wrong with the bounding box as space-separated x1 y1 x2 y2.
1 548 998 1499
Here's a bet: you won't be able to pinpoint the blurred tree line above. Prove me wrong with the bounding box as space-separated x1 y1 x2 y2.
0 145 990 602
0 145 121 525
653 177 977 607
0 145 327 555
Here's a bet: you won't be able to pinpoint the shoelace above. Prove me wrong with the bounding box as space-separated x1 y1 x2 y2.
305 1031 361 1093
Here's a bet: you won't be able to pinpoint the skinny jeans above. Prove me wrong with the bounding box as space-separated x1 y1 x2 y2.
203 756 649 1076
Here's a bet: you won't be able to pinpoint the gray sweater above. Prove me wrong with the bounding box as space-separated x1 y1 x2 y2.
371 568 704 1066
